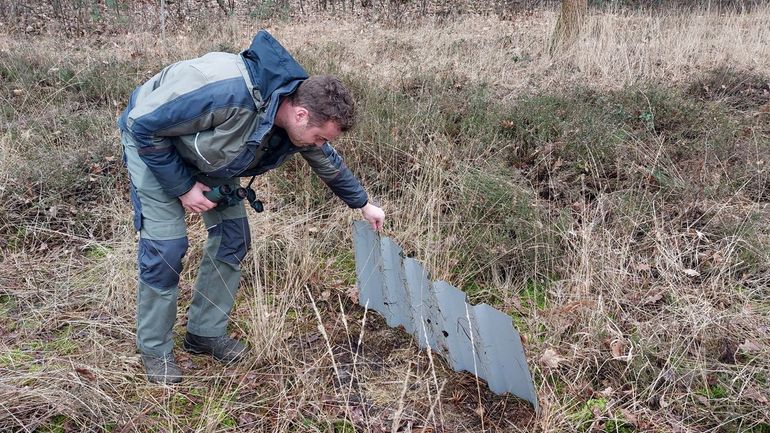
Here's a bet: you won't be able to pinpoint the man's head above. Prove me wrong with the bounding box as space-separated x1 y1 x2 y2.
278 75 356 148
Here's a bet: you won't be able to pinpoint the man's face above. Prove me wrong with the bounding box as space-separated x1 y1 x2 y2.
286 114 342 148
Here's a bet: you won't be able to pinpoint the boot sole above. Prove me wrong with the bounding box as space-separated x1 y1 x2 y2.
183 339 244 363
147 374 183 384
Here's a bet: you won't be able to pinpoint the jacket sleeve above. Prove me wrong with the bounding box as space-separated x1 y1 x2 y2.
124 63 237 197
299 143 369 209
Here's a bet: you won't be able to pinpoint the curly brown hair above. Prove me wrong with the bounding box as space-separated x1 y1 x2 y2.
289 75 356 132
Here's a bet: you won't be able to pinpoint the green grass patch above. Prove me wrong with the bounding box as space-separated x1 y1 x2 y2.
49 325 79 355
520 277 549 310
0 349 34 368
568 397 607 431
165 387 239 429
331 251 357 287
750 423 770 433
604 416 635 433
84 245 112 260
37 414 69 433
0 294 15 310
333 419 357 433
697 384 729 400
293 417 325 432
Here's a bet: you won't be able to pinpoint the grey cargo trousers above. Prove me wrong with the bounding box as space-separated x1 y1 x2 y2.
122 131 250 357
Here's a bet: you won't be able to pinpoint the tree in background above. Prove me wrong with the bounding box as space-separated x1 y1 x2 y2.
549 0 588 55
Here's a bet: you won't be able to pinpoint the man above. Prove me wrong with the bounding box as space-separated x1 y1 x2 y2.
118 30 385 384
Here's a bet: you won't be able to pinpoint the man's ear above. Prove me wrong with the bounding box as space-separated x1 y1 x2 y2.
294 106 309 126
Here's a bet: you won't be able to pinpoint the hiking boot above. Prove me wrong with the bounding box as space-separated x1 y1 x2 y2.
141 352 182 384
183 332 247 363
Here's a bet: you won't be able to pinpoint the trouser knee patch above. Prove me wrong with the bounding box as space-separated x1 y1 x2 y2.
210 217 250 265
138 237 189 289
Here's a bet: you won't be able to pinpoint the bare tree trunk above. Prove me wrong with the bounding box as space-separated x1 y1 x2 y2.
214 0 229 14
160 0 166 40
50 0 62 18
548 0 587 56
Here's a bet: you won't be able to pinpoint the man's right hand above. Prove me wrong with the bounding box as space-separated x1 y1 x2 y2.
179 182 217 213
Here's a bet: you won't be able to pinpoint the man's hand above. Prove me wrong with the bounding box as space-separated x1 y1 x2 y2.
361 202 385 231
179 182 217 213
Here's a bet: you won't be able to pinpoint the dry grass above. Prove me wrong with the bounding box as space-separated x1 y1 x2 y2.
7 5 766 97
272 6 770 98
2 5 770 433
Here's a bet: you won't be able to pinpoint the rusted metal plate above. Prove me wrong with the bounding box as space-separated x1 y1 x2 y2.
352 221 538 410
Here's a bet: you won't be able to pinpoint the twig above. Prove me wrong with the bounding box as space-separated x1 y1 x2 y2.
305 285 341 382
422 320 444 429
390 363 412 433
24 225 106 248
348 297 369 400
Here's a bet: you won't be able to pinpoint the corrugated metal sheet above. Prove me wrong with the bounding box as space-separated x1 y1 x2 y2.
352 221 538 410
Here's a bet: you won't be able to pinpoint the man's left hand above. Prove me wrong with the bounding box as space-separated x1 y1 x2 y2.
361 202 385 231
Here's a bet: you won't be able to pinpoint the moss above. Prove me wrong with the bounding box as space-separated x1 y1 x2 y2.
520 278 549 310
568 397 608 432
48 325 79 355
38 414 69 433
604 416 635 433
333 419 357 433
332 251 358 286
750 423 770 433
698 384 729 400
294 417 325 432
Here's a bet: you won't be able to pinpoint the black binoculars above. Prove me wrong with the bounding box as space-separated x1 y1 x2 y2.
204 184 264 213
